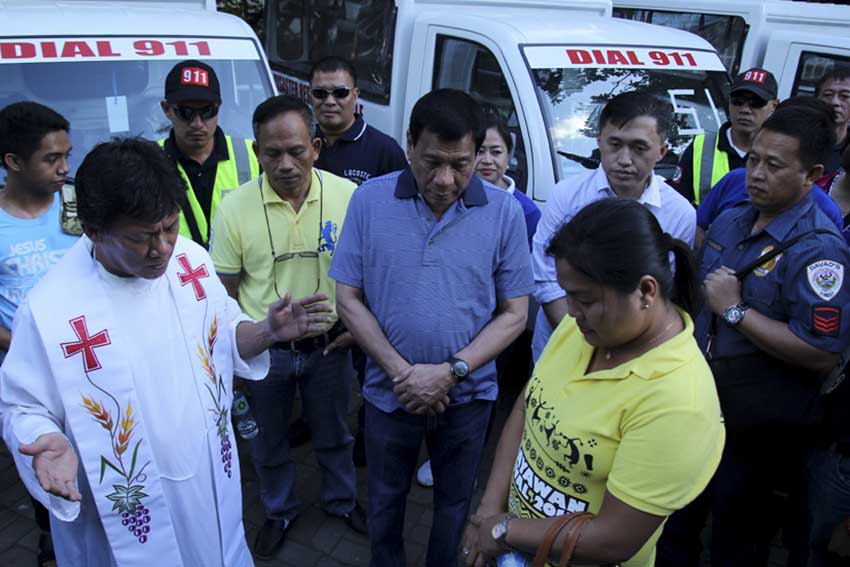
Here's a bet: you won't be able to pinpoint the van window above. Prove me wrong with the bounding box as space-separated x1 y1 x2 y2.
791 51 850 96
613 8 749 74
0 40 272 177
432 35 529 192
266 0 396 104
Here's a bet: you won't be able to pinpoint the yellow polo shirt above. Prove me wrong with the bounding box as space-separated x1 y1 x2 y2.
508 310 724 567
210 169 355 329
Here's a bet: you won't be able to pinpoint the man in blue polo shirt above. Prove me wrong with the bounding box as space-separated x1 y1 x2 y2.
329 89 532 566
311 56 407 185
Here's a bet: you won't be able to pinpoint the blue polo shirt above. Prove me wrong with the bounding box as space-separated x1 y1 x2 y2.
695 191 850 359
329 168 533 412
697 168 847 244
315 115 408 186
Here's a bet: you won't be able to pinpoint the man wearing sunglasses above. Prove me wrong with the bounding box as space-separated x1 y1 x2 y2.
211 95 366 561
673 67 779 205
159 60 259 248
310 56 407 186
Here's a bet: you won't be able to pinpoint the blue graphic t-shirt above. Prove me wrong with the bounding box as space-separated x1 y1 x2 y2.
0 193 79 329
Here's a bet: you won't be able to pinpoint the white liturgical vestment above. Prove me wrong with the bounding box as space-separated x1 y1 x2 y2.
0 235 269 567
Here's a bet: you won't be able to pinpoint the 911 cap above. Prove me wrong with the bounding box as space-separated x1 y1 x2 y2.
164 60 221 105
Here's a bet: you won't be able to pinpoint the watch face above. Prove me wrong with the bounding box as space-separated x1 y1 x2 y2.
724 305 743 325
491 520 507 541
451 360 469 377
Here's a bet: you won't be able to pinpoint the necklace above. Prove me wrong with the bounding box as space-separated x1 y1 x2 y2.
604 318 678 362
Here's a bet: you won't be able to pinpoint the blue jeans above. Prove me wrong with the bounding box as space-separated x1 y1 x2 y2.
365 399 493 567
807 447 850 567
246 347 356 521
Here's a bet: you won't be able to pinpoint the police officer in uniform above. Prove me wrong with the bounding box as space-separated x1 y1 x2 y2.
659 100 850 567
673 68 779 205
160 59 259 247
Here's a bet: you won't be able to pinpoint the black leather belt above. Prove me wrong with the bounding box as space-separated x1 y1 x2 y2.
272 322 343 354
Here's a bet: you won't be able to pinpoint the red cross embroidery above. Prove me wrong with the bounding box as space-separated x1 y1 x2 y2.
61 316 111 372
176 254 209 301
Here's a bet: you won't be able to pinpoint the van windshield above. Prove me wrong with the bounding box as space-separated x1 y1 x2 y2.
524 45 731 183
0 36 274 178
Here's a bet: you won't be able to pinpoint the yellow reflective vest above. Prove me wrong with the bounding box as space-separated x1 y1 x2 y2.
158 135 259 246
691 131 731 206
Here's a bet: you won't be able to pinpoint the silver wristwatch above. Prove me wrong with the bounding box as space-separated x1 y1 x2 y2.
722 303 750 327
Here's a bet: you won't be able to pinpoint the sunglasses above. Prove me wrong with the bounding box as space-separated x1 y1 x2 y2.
172 104 219 122
730 95 769 109
311 87 352 101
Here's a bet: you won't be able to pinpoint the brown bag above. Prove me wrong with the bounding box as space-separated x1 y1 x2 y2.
531 512 594 567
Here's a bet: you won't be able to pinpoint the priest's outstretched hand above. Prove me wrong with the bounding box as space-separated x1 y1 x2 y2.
236 293 333 359
266 293 333 341
19 432 82 502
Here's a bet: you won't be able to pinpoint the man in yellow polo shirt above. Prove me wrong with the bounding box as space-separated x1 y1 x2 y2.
160 59 259 247
210 95 364 561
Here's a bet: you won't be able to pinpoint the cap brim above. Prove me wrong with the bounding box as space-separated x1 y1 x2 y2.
730 84 776 101
166 85 221 105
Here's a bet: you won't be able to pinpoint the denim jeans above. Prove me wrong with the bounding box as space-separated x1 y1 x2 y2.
246 347 356 521
365 399 493 567
807 447 850 567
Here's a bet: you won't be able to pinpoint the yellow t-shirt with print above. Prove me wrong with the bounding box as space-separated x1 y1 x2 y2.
508 309 724 566
210 168 355 329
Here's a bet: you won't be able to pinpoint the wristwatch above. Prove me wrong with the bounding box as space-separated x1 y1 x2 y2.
722 302 750 327
448 357 470 383
491 514 513 548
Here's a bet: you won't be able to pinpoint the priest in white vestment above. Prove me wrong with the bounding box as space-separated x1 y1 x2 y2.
0 138 332 567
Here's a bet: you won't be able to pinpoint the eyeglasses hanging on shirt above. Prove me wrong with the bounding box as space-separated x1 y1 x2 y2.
259 173 324 298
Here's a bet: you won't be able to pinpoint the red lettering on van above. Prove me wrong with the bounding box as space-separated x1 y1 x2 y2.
566 49 592 65
0 42 36 59
61 41 96 58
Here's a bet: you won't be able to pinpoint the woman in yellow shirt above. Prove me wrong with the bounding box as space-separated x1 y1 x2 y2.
463 199 725 567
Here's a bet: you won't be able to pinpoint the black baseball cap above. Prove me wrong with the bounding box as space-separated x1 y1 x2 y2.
731 68 779 101
164 60 221 105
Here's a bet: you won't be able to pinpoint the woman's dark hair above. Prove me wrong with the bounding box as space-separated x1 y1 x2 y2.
76 137 186 230
482 111 513 153
546 199 701 315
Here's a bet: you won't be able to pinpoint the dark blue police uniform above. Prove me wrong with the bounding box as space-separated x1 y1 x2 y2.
315 115 407 186
659 191 850 567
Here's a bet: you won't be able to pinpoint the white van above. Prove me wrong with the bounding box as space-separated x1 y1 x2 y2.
0 0 276 178
613 0 850 99
263 0 731 203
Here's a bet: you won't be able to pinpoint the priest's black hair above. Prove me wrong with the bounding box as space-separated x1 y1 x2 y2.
75 137 187 230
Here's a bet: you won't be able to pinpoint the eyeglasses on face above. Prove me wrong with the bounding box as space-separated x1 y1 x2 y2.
730 95 768 109
172 104 219 122
311 87 352 101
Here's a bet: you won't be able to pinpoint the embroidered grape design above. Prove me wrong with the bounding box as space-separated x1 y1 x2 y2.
120 505 151 543
221 436 232 478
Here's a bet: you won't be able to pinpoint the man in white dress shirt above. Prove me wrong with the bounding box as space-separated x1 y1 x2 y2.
531 91 696 360
0 138 332 567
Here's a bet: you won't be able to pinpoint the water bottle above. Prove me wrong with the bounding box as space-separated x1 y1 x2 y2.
496 551 532 567
232 391 259 440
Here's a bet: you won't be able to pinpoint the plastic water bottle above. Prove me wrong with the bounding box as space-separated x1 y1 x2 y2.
496 551 532 567
232 391 259 440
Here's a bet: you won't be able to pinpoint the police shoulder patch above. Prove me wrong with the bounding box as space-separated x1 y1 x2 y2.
672 166 682 184
807 260 844 301
813 304 841 337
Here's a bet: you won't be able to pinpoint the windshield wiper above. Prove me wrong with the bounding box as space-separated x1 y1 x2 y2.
556 150 599 169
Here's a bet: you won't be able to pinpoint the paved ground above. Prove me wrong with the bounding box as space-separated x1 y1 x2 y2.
0 385 787 566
